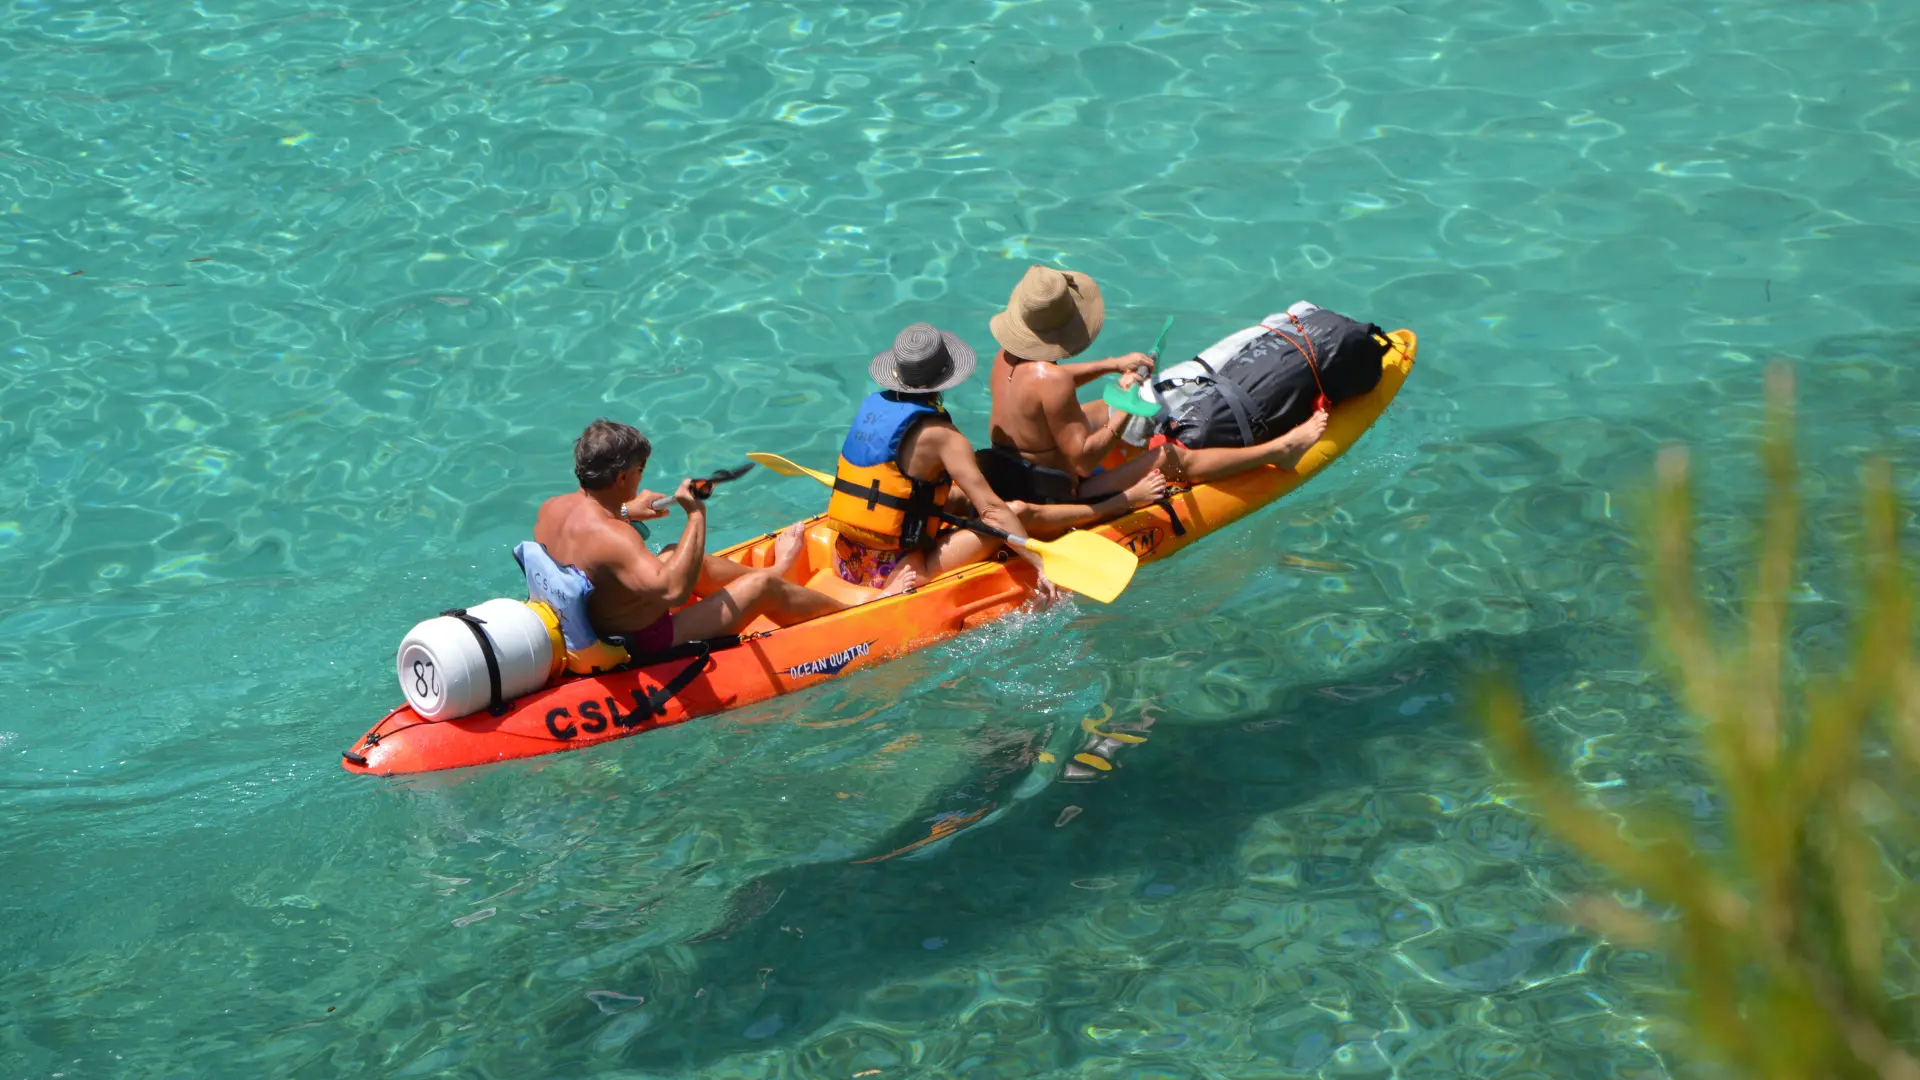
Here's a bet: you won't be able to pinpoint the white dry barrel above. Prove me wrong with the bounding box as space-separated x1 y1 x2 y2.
395 598 556 720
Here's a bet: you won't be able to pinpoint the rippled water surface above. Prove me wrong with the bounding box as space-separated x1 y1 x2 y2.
6 0 1920 1076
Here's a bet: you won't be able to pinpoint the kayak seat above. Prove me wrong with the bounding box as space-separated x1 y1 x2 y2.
692 522 881 638
733 522 879 636
804 521 838 580
800 521 885 607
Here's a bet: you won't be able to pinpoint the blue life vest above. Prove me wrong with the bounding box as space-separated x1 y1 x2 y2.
827 392 952 550
841 392 942 467
513 541 630 674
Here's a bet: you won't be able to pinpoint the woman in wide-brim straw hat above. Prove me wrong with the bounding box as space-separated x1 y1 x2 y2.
977 265 1331 540
979 264 1174 536
988 263 1109 362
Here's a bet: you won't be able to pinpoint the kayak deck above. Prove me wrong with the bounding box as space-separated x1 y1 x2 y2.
341 330 1415 775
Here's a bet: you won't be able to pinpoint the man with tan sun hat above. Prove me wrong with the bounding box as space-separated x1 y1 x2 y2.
978 264 1330 538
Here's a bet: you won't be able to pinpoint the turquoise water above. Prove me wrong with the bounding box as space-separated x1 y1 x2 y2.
5 0 1919 1074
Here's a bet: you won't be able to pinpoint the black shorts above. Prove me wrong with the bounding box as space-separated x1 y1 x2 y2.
975 446 1095 505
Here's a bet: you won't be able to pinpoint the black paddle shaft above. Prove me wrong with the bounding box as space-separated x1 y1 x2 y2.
651 461 757 510
936 510 1017 544
689 461 755 500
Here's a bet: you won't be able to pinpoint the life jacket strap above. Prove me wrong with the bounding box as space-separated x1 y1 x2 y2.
900 476 944 550
830 474 946 549
833 476 914 512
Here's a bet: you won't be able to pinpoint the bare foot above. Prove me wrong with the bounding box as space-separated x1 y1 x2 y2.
1156 443 1192 485
880 561 921 597
771 523 806 576
1120 468 1168 509
1266 410 1329 468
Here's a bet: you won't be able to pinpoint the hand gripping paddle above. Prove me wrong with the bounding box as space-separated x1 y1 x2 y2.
649 461 756 511
1101 315 1175 419
743 452 1139 604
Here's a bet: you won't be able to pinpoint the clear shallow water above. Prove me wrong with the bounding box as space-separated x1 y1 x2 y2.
4 0 1919 1075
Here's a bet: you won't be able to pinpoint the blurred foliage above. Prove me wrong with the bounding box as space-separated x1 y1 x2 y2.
1478 367 1920 1080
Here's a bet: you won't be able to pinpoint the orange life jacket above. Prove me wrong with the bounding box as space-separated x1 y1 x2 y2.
826 392 951 551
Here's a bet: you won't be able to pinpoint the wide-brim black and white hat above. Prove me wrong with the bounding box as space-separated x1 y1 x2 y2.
869 322 977 394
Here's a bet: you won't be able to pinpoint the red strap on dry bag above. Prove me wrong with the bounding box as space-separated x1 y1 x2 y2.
1260 314 1331 413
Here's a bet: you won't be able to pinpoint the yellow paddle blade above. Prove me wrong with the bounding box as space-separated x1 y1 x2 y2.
752 450 1138 603
1024 530 1138 604
746 451 834 487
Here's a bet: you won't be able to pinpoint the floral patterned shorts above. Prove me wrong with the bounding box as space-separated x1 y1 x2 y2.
834 539 905 589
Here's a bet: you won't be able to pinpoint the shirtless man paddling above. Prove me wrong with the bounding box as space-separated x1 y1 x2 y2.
535 420 845 650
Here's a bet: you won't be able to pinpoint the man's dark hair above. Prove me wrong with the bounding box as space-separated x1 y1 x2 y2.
574 419 651 490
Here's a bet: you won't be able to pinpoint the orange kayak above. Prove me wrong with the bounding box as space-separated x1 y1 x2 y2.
341 330 1416 775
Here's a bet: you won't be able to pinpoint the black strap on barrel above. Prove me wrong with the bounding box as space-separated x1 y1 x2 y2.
441 608 509 716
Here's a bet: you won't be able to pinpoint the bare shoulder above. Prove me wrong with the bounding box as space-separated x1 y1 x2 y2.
918 416 968 453
1020 362 1072 402
1018 361 1065 387
904 413 967 476
532 492 572 546
577 511 652 573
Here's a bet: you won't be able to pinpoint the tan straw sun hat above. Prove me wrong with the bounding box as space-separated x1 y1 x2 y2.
989 265 1106 362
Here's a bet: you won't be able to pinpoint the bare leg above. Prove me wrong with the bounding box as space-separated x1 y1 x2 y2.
1012 500 1110 538
1167 410 1330 484
686 523 809 595
870 522 999 592
1022 408 1327 537
957 458 1141 538
920 527 1001 577
877 555 923 597
679 556 739 601
691 553 756 594
1015 468 1170 540
770 523 806 579
670 570 845 641
1075 444 1164 500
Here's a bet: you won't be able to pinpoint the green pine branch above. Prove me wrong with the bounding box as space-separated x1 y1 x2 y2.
1477 366 1920 1080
